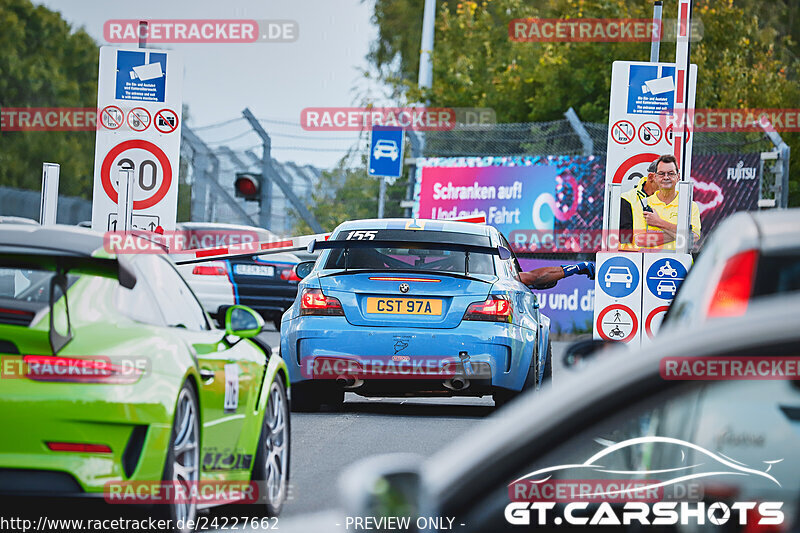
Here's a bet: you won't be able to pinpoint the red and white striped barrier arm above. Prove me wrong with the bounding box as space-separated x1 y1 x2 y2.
174 232 331 265
673 0 693 178
174 215 486 265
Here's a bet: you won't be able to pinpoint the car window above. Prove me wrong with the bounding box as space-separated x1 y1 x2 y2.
114 274 166 327
135 255 210 330
497 233 521 276
755 254 800 295
0 267 77 303
322 229 496 275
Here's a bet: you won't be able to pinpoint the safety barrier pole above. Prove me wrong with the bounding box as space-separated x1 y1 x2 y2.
676 181 693 254
116 168 135 232
39 163 60 225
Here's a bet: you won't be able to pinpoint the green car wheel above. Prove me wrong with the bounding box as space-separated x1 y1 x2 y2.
159 382 201 531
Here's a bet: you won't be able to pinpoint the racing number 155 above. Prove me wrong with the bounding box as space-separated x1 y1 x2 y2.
346 230 377 240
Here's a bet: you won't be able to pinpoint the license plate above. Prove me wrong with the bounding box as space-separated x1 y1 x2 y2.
234 264 275 277
366 297 442 315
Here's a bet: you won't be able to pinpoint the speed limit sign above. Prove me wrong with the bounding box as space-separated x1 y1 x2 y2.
100 140 172 209
91 46 183 232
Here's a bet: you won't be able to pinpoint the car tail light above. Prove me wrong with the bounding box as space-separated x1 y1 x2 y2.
464 296 513 323
47 442 112 454
280 267 301 282
192 264 227 276
707 249 758 318
23 355 143 384
300 288 344 316
368 277 441 283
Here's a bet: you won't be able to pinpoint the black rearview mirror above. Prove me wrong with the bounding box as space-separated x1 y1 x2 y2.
295 261 315 279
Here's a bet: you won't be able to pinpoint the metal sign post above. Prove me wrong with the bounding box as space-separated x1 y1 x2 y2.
116 168 135 232
650 1 663 63
39 163 60 225
675 181 693 254
672 0 694 183
605 183 622 251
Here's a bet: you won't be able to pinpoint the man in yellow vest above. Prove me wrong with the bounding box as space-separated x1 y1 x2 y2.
634 154 701 250
619 160 658 250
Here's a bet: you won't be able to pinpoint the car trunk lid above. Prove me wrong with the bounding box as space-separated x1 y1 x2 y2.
318 271 495 329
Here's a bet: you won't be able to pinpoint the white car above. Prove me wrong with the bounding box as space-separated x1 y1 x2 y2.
372 139 399 161
171 222 278 325
604 266 633 288
664 208 800 328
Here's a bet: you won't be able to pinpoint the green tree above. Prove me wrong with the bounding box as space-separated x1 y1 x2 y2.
293 163 408 234
0 0 99 198
369 0 800 205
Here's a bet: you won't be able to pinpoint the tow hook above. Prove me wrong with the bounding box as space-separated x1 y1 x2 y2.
459 351 474 377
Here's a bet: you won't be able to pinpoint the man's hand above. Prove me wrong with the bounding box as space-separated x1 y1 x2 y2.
561 261 595 280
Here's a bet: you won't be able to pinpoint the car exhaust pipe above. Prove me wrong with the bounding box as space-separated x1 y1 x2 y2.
336 376 363 389
336 375 354 387
444 377 470 391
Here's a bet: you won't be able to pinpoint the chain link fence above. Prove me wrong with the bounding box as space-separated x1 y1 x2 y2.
417 119 776 158
0 186 90 224
406 119 782 261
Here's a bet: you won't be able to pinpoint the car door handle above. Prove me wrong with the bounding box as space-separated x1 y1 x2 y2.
199 368 215 382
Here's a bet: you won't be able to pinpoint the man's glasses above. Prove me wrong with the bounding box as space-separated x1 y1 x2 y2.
655 171 678 178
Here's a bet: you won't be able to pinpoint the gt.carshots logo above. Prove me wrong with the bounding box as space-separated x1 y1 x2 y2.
505 437 785 527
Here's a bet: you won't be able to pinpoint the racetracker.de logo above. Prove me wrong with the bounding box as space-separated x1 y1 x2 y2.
509 18 704 42
0 108 98 131
301 107 454 131
104 19 298 43
104 481 259 504
661 356 800 380
660 108 800 133
301 356 493 380
1 355 148 384
103 230 261 254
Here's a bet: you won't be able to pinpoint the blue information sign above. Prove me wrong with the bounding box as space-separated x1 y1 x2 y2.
645 258 687 300
598 256 640 298
368 127 404 178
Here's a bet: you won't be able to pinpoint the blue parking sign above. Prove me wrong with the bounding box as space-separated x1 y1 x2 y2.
369 127 404 178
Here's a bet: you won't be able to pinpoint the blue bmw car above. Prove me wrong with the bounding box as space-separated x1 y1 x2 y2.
280 219 552 411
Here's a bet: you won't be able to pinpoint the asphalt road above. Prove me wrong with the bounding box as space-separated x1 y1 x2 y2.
248 332 569 519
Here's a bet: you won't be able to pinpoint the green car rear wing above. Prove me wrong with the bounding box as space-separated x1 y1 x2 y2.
0 250 137 354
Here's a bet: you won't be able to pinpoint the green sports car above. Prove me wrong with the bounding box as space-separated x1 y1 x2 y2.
0 225 290 530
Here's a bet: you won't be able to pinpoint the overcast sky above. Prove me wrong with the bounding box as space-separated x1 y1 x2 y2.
38 0 390 168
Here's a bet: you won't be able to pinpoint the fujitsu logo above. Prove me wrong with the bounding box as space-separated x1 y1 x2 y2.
726 160 756 181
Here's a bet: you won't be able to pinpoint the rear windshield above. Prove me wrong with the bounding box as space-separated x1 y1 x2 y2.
1 268 55 302
323 229 495 275
0 268 78 303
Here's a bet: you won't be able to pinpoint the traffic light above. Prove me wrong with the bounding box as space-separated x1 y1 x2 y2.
234 173 262 202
